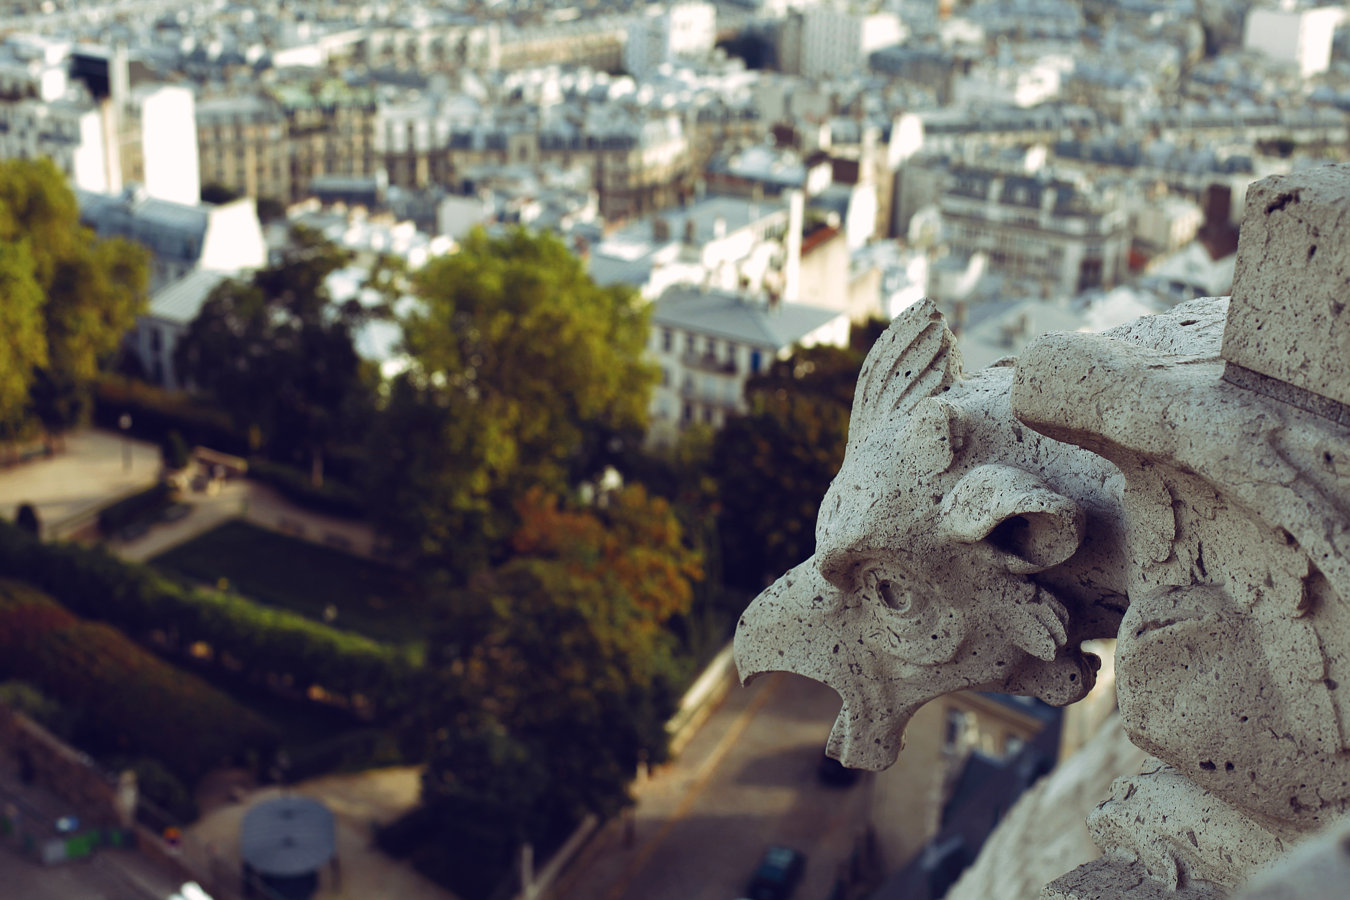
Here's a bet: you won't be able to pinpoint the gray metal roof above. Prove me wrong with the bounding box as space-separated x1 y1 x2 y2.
239 796 336 877
652 285 842 350
77 188 210 264
147 268 234 325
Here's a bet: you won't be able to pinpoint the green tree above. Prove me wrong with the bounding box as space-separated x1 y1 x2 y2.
160 429 190 472
711 343 867 590
14 503 39 536
0 242 46 432
0 159 149 436
368 227 655 566
412 486 700 882
174 227 375 484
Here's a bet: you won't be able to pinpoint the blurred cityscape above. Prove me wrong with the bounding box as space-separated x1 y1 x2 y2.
0 0 1346 898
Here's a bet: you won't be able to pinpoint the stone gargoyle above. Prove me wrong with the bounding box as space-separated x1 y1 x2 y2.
734 296 1132 771
734 290 1350 895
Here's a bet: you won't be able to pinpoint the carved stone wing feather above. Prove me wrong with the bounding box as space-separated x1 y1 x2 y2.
848 298 963 450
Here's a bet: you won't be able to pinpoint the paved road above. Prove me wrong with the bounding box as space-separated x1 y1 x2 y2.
0 426 379 563
184 768 460 900
553 672 875 900
0 428 161 536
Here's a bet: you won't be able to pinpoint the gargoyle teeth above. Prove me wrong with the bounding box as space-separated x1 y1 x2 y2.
1011 599 1069 662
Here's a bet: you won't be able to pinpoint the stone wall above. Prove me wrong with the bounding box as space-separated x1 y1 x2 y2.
0 702 127 828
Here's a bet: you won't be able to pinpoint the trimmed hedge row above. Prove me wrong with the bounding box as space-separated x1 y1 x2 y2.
93 376 250 456
248 458 367 520
97 483 174 535
0 520 415 711
0 579 277 781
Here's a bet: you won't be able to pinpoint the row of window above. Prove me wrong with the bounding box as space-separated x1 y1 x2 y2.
657 327 767 372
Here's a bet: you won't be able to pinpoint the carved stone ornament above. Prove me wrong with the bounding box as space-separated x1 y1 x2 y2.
734 164 1350 898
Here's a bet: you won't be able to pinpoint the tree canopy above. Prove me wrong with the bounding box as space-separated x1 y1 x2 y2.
174 227 376 483
367 227 656 566
0 159 149 436
415 485 700 860
711 343 868 590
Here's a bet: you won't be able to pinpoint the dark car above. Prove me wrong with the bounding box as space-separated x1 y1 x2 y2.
744 845 806 900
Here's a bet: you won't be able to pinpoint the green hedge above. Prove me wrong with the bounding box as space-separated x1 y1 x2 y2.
0 520 415 711
0 580 277 782
93 376 250 456
248 459 367 520
97 483 174 535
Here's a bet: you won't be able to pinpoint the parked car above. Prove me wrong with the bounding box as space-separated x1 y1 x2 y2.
744 845 806 900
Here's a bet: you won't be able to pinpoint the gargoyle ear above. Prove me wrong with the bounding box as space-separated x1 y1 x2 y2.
849 298 963 452
940 465 1084 574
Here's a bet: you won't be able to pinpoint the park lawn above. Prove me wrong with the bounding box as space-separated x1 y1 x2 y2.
151 519 426 647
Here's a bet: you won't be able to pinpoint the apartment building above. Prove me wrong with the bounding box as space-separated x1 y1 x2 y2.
646 284 849 442
624 2 717 78
0 36 198 204
939 164 1130 296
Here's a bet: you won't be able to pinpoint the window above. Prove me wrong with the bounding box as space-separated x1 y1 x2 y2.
750 349 763 373
662 328 673 352
943 708 970 751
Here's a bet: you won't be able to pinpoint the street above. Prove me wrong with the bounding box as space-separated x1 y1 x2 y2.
553 672 876 900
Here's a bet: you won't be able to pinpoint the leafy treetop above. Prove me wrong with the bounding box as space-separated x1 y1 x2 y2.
369 227 656 566
0 159 148 436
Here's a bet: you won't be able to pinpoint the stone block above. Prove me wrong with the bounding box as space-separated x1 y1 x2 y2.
1222 163 1350 409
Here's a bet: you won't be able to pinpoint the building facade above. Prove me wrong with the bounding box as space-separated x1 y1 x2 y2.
939 166 1130 297
645 284 849 443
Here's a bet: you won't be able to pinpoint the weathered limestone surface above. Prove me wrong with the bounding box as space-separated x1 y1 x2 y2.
1222 165 1350 411
734 163 1350 899
946 712 1148 900
1233 816 1350 900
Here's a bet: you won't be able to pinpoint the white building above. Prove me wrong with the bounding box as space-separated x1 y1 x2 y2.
590 192 804 301
797 8 904 79
131 268 234 390
938 165 1130 298
623 2 716 78
125 85 200 206
79 187 267 291
1132 195 1203 255
646 284 850 442
952 57 1070 108
0 36 200 203
1243 6 1345 79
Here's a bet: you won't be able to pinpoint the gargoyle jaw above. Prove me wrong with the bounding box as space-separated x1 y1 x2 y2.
734 558 1100 771
734 558 926 770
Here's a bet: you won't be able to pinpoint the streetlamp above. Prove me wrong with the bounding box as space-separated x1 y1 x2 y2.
118 413 132 472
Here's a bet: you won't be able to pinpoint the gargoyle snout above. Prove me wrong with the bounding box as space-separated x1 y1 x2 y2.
734 558 924 770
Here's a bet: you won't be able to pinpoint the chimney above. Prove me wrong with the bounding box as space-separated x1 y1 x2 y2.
653 216 671 242
683 217 696 245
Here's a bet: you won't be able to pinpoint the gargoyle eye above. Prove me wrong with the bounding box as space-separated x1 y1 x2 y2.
878 579 912 613
867 573 915 614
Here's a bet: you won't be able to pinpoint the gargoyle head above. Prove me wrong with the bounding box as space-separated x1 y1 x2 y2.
734 299 1124 770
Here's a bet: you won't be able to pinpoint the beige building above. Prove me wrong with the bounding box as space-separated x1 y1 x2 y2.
274 81 379 203
870 692 1056 875
196 93 290 202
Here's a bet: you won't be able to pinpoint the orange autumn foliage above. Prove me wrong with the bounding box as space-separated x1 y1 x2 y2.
510 484 703 634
